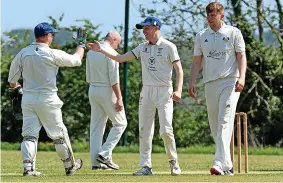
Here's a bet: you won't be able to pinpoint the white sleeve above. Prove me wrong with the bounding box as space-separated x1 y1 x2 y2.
51 49 82 67
131 43 143 59
8 50 24 83
193 33 203 56
234 30 245 52
86 56 90 83
108 59 119 86
168 43 180 62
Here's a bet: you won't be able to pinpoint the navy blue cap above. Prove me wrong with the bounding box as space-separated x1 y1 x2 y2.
34 22 58 38
136 16 162 29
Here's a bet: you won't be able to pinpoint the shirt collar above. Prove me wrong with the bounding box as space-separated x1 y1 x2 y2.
208 21 226 34
149 37 162 46
32 42 49 47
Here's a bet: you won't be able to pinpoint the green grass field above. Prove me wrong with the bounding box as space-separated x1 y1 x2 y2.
1 151 283 182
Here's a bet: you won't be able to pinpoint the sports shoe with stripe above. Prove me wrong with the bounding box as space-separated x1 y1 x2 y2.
132 166 152 176
169 160 181 175
23 169 42 177
65 158 83 176
96 154 119 170
224 167 234 176
92 163 112 170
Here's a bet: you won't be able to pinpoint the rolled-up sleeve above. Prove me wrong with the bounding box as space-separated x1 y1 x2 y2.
193 33 203 56
168 44 180 62
8 51 23 83
235 30 245 52
131 43 143 59
108 58 119 86
52 49 82 67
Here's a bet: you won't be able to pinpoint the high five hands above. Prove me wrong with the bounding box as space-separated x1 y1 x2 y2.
87 41 102 52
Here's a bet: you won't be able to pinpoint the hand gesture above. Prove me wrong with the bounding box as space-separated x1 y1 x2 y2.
172 91 182 102
235 78 245 92
87 41 103 52
73 28 87 48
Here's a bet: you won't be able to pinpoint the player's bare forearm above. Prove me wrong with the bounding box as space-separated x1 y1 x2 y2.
112 83 122 100
189 56 203 87
112 83 124 112
173 61 183 92
104 50 134 63
74 47 85 60
236 52 247 80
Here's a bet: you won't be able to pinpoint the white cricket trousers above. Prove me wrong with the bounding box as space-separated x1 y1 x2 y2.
21 92 71 170
205 77 240 171
89 85 127 167
139 85 178 168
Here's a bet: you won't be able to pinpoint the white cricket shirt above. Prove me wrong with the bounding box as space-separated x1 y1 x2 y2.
131 37 180 87
194 22 245 83
86 42 119 87
8 42 82 94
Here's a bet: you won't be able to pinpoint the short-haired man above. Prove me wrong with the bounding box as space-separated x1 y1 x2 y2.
8 22 86 176
88 16 183 176
189 2 247 175
86 30 127 170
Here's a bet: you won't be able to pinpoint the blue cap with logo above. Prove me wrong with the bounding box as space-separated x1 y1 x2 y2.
136 16 162 29
34 22 59 38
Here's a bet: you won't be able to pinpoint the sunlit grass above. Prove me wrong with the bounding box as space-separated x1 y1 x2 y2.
1 151 283 182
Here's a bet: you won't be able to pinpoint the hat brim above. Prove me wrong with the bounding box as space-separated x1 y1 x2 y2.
46 29 59 34
136 22 152 29
52 29 59 33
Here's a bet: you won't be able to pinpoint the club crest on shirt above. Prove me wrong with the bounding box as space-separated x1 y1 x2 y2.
157 48 163 56
222 36 230 42
148 57 156 65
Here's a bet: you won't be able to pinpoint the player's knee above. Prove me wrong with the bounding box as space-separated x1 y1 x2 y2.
160 130 174 139
53 138 65 144
114 121 127 131
22 136 37 142
160 126 174 136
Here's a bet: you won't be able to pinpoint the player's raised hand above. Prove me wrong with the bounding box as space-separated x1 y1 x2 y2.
73 28 87 48
87 41 102 52
172 91 182 102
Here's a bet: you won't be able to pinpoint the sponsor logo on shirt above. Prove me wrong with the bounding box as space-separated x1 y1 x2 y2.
207 50 227 60
157 48 163 56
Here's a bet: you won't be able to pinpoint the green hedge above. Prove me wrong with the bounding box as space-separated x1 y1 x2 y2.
1 142 283 155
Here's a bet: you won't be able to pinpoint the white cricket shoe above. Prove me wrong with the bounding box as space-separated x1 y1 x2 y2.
132 166 153 176
23 170 42 177
65 158 83 176
169 160 181 176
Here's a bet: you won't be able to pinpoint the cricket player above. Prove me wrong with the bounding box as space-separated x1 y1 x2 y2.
8 22 86 176
189 2 247 175
88 16 183 176
86 31 127 170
